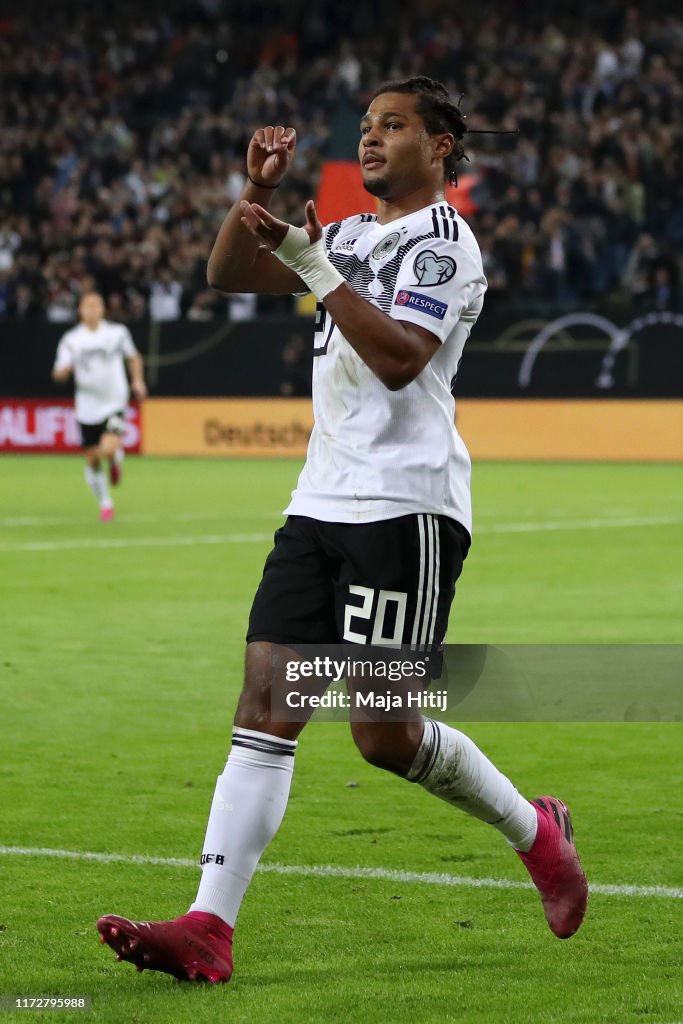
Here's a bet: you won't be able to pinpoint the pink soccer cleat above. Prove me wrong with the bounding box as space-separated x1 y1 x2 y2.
100 506 114 523
516 796 588 939
109 461 121 486
96 911 233 984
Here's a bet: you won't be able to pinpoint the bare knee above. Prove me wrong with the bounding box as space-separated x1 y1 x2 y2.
84 447 100 469
350 719 424 777
99 433 119 460
233 641 305 742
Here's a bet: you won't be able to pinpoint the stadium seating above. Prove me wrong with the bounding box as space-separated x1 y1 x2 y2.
0 1 680 320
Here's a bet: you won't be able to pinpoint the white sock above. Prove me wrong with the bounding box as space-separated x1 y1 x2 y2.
96 470 112 509
113 446 124 466
84 466 112 508
189 727 297 927
407 718 538 851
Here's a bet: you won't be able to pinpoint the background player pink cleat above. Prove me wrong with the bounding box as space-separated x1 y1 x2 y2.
516 796 588 939
99 506 114 522
96 911 233 983
109 461 121 486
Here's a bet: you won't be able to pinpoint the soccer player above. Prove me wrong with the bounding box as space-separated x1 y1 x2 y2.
97 77 587 982
52 292 146 521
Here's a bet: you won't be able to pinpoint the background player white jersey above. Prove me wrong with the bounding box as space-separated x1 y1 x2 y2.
287 205 486 532
52 292 146 521
53 318 138 426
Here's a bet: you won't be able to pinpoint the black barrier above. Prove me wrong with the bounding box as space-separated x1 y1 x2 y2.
1 308 681 398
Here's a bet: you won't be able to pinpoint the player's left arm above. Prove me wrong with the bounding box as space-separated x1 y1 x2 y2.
322 294 439 390
240 200 470 390
126 354 147 399
121 328 147 399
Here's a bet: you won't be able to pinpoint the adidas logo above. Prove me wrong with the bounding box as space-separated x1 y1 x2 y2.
213 790 233 812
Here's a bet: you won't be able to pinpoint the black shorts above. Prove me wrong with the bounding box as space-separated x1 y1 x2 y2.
79 411 125 449
247 514 470 649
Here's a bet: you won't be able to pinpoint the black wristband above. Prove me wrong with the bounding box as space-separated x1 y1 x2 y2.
247 174 280 189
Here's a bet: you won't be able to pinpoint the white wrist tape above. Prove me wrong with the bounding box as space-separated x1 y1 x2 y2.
273 226 344 301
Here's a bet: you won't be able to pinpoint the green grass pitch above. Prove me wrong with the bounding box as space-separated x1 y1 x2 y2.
0 456 681 1024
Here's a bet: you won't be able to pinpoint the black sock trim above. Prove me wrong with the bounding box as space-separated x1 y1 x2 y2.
410 719 440 784
426 719 441 778
232 729 296 757
231 738 295 757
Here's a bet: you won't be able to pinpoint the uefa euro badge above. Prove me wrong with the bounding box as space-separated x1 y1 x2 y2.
413 249 457 286
371 231 401 261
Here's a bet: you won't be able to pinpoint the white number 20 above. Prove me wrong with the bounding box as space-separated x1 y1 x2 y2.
343 585 407 645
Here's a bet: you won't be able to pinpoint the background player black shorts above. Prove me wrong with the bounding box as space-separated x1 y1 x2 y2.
247 514 470 653
79 411 125 448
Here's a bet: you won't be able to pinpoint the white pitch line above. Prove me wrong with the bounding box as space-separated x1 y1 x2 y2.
0 533 272 553
476 515 683 535
0 512 281 528
0 515 681 554
0 845 680 900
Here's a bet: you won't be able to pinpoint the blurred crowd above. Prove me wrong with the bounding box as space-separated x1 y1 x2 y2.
0 0 681 322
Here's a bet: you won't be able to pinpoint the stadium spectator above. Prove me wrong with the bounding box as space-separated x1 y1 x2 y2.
648 264 680 311
186 288 224 321
228 293 257 322
622 232 681 311
9 283 42 319
148 266 184 321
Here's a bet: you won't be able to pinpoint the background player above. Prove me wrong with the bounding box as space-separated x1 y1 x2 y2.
52 292 146 521
97 78 587 983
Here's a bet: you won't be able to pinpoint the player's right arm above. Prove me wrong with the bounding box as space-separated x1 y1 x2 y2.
207 126 306 295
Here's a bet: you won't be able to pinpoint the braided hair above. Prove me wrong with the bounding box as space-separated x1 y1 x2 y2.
372 76 468 185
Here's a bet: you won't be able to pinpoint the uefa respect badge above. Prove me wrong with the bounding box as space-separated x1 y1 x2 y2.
394 290 448 320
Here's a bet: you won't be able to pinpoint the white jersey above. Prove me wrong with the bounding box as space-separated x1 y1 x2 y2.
53 320 137 424
285 202 487 534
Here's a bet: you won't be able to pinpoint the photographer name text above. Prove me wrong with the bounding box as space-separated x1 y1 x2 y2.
285 689 448 711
